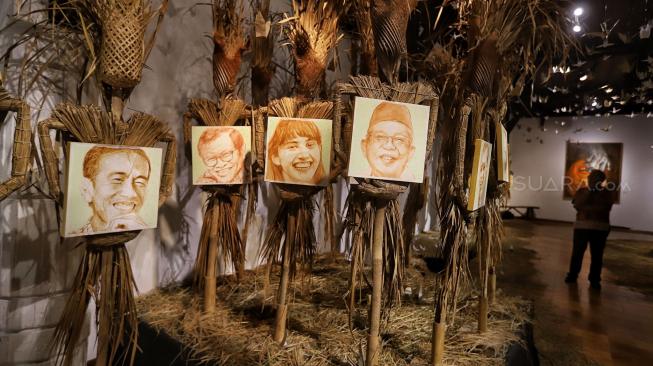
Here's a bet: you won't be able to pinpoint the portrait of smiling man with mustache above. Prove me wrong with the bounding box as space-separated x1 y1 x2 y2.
76 145 152 234
361 101 416 180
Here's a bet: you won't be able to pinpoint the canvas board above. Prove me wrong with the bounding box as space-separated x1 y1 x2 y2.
467 139 492 211
496 120 510 182
191 126 252 185
62 142 163 237
347 97 430 183
264 117 332 187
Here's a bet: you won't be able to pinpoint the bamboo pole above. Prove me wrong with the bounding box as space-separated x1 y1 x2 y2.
478 296 488 332
273 207 296 343
204 205 219 313
111 93 123 122
366 200 386 366
431 318 446 366
488 266 496 304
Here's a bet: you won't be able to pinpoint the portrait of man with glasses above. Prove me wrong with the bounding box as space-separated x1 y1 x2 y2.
193 126 250 185
348 97 429 183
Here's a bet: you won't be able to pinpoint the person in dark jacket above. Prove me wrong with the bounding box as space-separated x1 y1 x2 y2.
565 169 614 290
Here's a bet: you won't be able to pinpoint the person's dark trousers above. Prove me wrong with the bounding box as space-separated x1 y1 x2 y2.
566 229 609 284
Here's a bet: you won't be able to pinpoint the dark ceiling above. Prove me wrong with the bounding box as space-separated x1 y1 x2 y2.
519 0 653 118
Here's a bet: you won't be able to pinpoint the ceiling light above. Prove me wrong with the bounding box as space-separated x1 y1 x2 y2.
604 87 613 93
579 74 588 81
573 7 583 17
573 24 582 33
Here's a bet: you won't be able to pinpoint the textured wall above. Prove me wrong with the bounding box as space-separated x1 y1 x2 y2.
509 115 653 232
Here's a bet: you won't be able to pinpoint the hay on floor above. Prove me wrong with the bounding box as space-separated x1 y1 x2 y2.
137 256 530 366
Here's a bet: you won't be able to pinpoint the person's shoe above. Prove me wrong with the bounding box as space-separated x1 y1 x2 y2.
590 282 601 291
564 275 577 284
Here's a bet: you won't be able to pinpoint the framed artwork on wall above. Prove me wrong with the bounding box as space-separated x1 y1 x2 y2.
564 142 623 202
347 97 430 183
61 142 163 237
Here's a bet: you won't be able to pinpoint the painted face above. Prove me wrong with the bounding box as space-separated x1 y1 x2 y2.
83 151 150 231
199 133 243 183
362 120 414 178
272 135 321 184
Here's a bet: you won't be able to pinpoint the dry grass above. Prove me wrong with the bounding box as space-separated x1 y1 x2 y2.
138 256 530 366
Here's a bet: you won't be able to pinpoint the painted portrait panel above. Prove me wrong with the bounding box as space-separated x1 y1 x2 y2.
467 139 492 211
347 97 430 183
496 121 510 182
62 142 163 237
564 142 622 202
191 126 252 185
264 117 332 187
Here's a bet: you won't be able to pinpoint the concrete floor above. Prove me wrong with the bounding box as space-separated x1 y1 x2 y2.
501 220 653 366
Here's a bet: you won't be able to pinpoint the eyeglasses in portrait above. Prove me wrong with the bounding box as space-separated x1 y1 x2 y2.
264 117 332 187
61 142 163 237
347 97 430 183
191 126 252 185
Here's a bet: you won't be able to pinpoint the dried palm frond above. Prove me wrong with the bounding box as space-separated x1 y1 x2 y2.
282 0 344 97
371 0 417 83
212 0 246 96
352 0 378 76
40 103 175 366
0 84 32 201
251 0 275 106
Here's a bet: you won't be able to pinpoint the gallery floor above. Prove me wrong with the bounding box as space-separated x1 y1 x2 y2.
499 220 653 366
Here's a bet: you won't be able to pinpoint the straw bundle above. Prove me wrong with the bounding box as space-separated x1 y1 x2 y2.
256 97 336 343
212 0 246 97
283 1 344 98
335 75 438 366
251 0 275 106
0 85 32 201
38 102 175 366
370 0 418 82
183 97 251 312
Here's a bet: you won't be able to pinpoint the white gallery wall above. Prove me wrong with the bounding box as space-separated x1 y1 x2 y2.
509 115 653 232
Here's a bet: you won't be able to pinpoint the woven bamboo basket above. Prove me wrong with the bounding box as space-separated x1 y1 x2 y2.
97 1 146 88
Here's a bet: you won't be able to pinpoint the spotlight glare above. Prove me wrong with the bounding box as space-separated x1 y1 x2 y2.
573 7 583 16
573 24 582 33
605 87 613 93
579 74 588 81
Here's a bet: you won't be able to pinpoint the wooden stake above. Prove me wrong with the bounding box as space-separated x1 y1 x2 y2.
366 200 386 366
431 318 446 366
478 296 488 332
488 266 496 304
204 206 219 313
273 207 296 343
110 93 123 122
